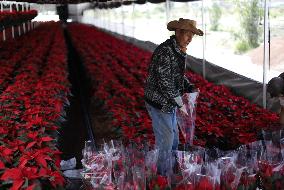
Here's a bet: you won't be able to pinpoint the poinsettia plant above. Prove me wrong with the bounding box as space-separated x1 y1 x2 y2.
68 23 279 151
148 175 171 190
0 10 37 29
66 23 284 189
0 22 70 189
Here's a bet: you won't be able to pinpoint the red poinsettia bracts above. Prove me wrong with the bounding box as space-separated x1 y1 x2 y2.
68 23 279 150
0 22 70 189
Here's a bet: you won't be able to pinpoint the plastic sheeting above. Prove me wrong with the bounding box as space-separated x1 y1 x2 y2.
3 0 200 5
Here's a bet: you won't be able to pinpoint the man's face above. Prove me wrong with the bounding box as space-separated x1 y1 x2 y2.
176 29 194 50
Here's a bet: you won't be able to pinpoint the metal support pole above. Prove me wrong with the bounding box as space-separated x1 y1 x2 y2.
114 8 117 33
108 8 111 31
12 26 14 38
132 3 135 38
23 23 26 34
121 4 125 35
3 29 6 41
263 0 269 109
202 0 206 79
18 26 21 36
10 3 15 39
16 4 21 36
166 0 170 24
104 9 107 29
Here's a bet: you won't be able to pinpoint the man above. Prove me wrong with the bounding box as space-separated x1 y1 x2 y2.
267 72 284 125
144 18 203 151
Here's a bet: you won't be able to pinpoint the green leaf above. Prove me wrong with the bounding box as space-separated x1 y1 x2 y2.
12 160 20 167
17 135 29 143
22 177 29 188
1 179 12 185
153 185 160 190
34 185 42 190
248 183 257 190
236 185 244 190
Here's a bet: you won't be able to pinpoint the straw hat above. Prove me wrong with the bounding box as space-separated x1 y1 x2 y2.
167 18 204 36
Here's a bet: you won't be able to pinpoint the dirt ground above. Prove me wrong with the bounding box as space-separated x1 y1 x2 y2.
89 98 119 148
247 36 284 72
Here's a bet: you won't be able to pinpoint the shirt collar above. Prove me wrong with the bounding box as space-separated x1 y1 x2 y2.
170 35 187 58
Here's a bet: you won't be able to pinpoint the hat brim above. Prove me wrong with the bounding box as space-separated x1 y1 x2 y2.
167 20 204 36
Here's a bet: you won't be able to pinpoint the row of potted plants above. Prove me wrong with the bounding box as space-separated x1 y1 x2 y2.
0 22 70 190
68 23 279 150
0 10 37 29
67 23 284 189
0 24 44 94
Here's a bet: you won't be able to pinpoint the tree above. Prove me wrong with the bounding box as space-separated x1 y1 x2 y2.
209 2 222 31
235 0 263 53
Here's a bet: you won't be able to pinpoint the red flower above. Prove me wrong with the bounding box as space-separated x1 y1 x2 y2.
174 183 194 190
19 149 52 168
1 167 39 190
0 160 5 170
38 168 65 187
0 145 14 162
195 176 214 190
69 23 279 150
258 161 273 177
154 175 169 189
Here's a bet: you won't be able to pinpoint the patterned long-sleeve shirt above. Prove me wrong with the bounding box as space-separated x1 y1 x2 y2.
144 35 192 113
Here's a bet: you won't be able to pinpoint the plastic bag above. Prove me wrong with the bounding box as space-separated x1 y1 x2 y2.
177 92 199 146
63 169 82 179
176 151 202 189
81 140 114 189
60 157 76 171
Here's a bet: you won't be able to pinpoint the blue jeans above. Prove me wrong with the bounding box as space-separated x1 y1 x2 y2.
145 102 179 151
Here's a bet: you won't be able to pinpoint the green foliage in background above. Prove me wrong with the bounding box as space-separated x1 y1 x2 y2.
209 2 222 31
235 0 263 54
